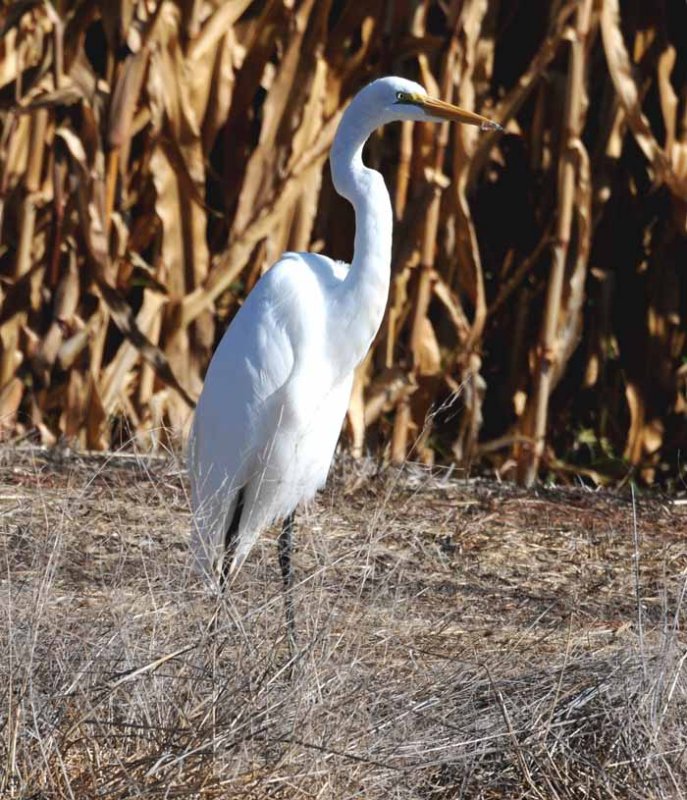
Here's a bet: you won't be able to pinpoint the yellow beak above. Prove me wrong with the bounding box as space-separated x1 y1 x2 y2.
417 95 502 131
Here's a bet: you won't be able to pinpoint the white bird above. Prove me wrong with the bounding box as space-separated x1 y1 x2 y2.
188 76 500 638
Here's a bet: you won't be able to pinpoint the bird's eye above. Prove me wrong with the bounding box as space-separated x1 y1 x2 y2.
395 91 409 103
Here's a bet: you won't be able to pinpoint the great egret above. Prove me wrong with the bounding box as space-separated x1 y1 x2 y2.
189 76 500 636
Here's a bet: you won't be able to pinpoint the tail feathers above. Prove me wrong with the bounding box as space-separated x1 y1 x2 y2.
228 550 247 580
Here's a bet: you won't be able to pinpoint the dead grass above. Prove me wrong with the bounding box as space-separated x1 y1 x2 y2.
0 447 685 798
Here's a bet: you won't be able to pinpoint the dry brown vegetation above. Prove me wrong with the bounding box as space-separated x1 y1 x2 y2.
2 7 686 795
0 448 685 797
0 1 685 485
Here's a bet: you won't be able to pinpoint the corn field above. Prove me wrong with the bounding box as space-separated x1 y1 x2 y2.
0 0 685 485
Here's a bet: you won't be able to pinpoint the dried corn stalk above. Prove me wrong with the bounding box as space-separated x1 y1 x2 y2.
0 0 683 485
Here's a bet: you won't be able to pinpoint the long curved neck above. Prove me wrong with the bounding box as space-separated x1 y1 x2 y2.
330 107 393 365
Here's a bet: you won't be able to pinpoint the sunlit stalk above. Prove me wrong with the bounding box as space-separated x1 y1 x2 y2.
517 0 593 486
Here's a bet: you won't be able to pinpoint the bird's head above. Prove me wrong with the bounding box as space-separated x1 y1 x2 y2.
331 76 501 199
352 76 502 131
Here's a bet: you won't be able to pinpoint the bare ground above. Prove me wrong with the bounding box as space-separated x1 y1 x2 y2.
0 447 685 799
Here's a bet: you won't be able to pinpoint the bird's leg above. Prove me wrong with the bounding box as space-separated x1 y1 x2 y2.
209 488 246 640
278 512 297 659
220 487 245 591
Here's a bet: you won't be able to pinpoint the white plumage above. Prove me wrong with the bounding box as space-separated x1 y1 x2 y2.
188 76 500 588
189 252 354 578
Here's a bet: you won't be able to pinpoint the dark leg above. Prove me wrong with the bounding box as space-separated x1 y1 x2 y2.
209 488 246 638
278 511 297 656
220 488 245 590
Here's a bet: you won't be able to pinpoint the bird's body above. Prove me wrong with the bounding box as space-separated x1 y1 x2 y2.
190 252 358 577
189 76 499 589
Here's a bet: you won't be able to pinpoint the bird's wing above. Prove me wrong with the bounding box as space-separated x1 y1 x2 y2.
189 252 346 577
